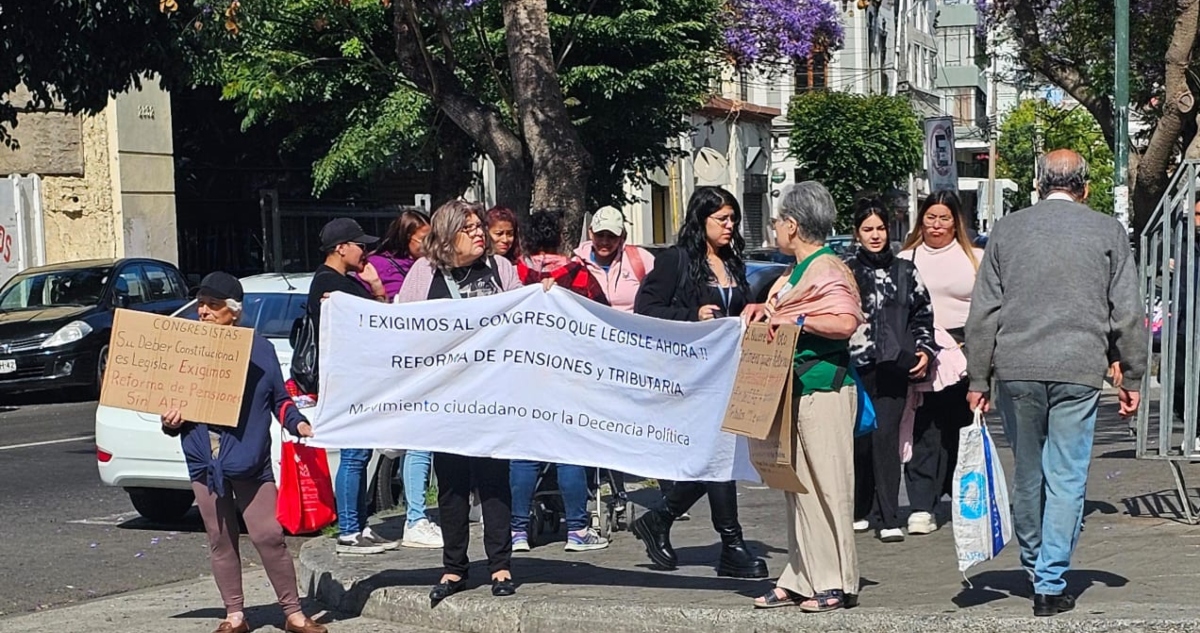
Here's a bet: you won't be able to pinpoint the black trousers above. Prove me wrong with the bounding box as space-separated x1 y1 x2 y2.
853 363 908 529
904 379 973 514
433 452 511 576
661 480 743 537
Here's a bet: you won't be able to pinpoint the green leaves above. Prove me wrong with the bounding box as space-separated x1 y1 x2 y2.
997 99 1114 215
787 91 923 227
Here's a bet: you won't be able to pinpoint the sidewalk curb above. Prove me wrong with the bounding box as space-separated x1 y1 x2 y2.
298 539 1200 633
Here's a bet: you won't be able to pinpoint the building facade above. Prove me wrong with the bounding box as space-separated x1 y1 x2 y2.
0 78 179 269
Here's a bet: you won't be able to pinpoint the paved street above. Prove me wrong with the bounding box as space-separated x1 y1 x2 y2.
0 393 312 618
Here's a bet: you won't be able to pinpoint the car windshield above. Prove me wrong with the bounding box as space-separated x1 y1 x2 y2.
175 292 305 339
0 268 111 310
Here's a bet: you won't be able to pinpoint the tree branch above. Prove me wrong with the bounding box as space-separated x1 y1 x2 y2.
1009 1 1115 148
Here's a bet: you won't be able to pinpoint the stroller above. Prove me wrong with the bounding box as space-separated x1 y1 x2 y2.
527 463 635 542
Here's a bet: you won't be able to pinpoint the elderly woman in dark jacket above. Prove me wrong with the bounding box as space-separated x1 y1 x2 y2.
844 198 937 543
630 185 768 580
160 272 326 633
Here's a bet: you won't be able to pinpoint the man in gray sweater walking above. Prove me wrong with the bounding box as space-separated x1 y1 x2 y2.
965 149 1146 617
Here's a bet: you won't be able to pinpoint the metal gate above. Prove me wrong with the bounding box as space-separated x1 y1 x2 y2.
1137 159 1200 522
260 190 409 273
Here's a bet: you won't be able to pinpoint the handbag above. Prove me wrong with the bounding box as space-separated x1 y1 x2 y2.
952 409 1013 578
850 367 877 437
276 401 337 535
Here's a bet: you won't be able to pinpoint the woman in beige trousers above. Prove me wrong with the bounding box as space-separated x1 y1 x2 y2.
743 181 864 612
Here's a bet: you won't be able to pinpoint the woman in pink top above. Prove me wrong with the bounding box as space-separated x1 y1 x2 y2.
897 190 984 536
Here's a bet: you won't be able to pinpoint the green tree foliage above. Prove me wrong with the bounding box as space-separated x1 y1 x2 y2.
186 0 722 205
0 1 197 148
997 99 1114 215
787 91 923 226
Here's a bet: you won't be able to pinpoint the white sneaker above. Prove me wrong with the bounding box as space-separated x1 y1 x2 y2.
879 528 905 543
335 533 386 555
852 519 870 533
564 527 610 552
362 526 401 550
907 511 938 535
401 519 444 549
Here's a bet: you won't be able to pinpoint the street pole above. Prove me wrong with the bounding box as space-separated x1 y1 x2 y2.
986 35 999 231
1115 0 1130 230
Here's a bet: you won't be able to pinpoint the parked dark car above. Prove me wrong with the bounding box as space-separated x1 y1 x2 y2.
0 258 190 397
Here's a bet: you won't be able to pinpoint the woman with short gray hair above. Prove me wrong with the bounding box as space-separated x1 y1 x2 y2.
743 181 864 611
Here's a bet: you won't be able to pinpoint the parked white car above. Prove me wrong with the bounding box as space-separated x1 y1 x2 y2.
95 272 401 525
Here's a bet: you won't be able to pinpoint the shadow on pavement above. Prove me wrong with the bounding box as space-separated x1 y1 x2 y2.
954 568 1128 609
1121 488 1198 522
171 596 336 625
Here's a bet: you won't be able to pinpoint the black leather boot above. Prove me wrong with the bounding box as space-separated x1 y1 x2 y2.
708 481 769 578
631 508 677 569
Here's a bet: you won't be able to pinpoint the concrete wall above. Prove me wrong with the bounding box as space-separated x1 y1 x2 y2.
0 78 178 267
40 109 120 263
112 76 178 264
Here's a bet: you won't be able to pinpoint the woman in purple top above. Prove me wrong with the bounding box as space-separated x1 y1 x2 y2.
359 209 431 300
356 209 444 549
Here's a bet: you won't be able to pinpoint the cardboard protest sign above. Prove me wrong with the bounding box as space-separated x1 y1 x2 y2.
100 309 254 427
746 371 808 493
722 323 799 439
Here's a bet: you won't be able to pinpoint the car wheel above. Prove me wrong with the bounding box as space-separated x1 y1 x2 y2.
127 487 195 524
370 455 403 515
93 344 110 399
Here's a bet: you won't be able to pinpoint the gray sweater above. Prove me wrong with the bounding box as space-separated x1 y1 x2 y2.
965 198 1147 391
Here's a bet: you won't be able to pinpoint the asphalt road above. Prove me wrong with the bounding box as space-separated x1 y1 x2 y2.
0 392 312 617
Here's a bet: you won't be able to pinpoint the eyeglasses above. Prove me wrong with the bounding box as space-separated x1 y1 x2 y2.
923 216 955 227
708 215 735 227
460 222 484 234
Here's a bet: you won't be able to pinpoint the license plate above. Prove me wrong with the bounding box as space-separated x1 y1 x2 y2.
0 359 14 374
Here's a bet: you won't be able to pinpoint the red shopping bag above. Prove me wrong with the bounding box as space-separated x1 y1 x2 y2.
276 402 336 535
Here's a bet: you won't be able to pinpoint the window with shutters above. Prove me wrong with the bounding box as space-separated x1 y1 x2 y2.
794 49 829 94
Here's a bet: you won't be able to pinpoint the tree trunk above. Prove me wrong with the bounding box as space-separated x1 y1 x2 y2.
430 118 475 210
1132 0 1200 232
501 0 593 248
391 3 532 216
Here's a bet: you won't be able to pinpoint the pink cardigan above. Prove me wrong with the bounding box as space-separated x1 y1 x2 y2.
394 255 523 304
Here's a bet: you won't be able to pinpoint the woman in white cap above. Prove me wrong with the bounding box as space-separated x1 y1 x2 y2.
573 206 655 313
160 272 328 633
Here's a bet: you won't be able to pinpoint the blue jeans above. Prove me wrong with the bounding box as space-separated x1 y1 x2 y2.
509 460 590 532
996 381 1099 596
403 450 432 526
335 448 373 536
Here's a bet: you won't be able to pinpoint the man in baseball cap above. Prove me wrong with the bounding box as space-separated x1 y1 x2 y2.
306 218 394 555
318 218 379 252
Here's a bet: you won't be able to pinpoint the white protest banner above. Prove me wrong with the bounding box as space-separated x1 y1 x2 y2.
309 286 748 481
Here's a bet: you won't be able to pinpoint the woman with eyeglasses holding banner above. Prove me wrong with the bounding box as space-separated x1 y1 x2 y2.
897 190 983 536
630 185 768 580
395 200 525 601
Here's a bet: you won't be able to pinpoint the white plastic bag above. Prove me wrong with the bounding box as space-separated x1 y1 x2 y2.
952 409 1013 576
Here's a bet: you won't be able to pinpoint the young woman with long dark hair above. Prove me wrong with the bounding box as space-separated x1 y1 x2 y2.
629 185 767 579
844 198 936 543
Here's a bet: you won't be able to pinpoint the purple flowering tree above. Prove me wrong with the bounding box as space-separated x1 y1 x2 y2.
723 0 845 67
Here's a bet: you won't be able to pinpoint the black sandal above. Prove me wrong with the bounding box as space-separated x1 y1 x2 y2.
753 587 804 609
799 589 851 613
